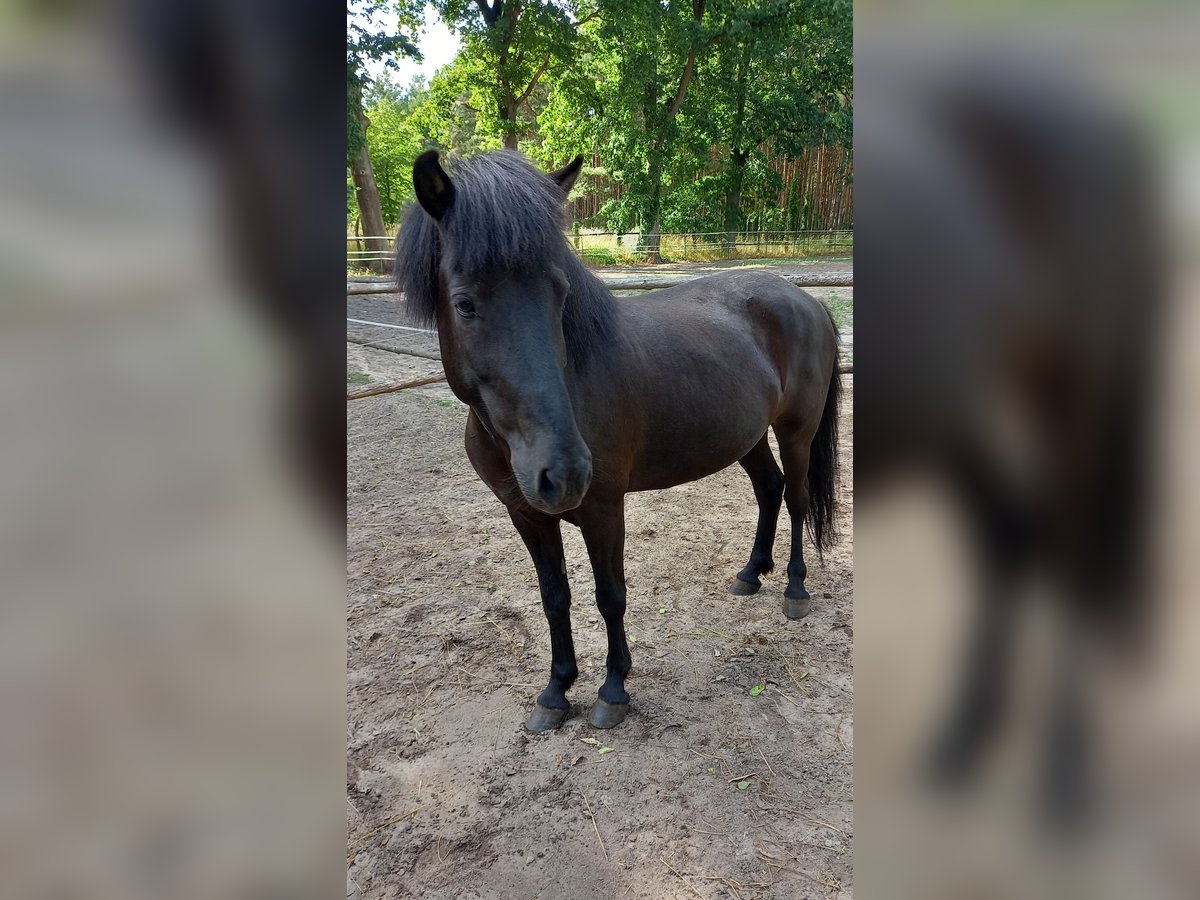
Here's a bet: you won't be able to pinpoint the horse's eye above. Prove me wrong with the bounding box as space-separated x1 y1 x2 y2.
454 298 476 319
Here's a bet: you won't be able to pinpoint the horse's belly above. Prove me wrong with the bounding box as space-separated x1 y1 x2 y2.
625 410 770 492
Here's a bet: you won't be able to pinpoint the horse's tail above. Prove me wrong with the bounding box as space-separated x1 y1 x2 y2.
806 309 842 558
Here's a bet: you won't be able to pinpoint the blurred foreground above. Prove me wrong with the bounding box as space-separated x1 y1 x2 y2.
856 4 1200 898
2 1 1199 898
0 5 344 899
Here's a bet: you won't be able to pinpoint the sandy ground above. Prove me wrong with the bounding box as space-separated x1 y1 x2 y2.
346 299 854 899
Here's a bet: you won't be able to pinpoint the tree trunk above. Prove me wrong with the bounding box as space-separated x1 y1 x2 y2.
349 111 389 274
645 216 662 264
723 52 750 255
723 149 747 254
639 163 665 264
638 0 707 266
499 94 519 149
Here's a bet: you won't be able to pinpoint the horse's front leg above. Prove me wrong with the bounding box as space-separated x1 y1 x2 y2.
510 509 577 732
580 501 632 728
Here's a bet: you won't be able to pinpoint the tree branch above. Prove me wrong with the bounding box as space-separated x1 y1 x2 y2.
496 1 522 68
505 1 523 46
473 0 502 27
516 51 553 105
663 53 696 123
652 0 707 151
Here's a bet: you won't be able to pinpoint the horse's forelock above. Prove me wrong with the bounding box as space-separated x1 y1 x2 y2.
395 150 615 359
396 151 566 326
395 200 442 327
441 152 566 273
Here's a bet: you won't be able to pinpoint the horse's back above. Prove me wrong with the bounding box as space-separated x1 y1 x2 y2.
654 269 836 406
634 268 833 346
595 270 837 492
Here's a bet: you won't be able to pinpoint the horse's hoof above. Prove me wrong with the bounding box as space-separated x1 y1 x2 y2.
783 590 812 620
589 699 629 729
731 576 761 596
527 704 569 732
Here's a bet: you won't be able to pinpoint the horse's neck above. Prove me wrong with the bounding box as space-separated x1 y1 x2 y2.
572 264 616 308
562 268 622 382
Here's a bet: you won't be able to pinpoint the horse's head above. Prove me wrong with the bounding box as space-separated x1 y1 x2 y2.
403 150 592 515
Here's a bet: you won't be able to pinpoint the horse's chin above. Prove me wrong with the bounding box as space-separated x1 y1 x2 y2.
523 491 586 516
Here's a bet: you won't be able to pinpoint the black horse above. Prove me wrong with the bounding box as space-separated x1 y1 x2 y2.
397 150 841 731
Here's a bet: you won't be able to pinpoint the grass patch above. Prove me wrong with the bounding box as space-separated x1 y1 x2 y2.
578 247 648 266
570 232 852 268
823 295 853 332
571 231 852 266
347 371 372 385
657 240 852 264
434 397 466 417
349 236 852 276
579 247 618 265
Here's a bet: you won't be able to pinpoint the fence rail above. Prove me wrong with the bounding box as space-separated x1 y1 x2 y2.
348 229 853 269
346 230 854 242
347 270 853 295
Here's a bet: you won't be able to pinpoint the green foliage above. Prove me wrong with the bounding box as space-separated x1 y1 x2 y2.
347 0 852 243
786 177 802 231
347 0 424 159
683 0 851 235
406 53 506 156
431 0 582 149
579 247 618 265
355 77 433 228
574 0 713 241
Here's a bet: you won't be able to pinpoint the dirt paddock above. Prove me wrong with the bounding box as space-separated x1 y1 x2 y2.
347 340 854 899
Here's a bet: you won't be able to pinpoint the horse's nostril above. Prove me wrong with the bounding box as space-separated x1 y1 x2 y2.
538 468 558 502
534 459 591 509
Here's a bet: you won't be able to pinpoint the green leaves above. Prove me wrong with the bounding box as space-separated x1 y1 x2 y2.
347 0 423 71
345 0 852 238
347 0 425 160
354 83 433 228
431 0 580 149
680 0 852 234
580 736 614 754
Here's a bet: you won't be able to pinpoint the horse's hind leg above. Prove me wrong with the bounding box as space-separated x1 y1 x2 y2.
731 433 785 596
773 423 817 619
510 509 578 732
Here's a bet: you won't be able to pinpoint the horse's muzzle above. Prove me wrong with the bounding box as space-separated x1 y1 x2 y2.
530 452 592 514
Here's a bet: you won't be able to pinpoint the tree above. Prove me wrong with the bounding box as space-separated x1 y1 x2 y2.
688 0 852 250
548 0 712 262
348 0 421 268
432 0 584 150
348 0 854 256
358 76 431 229
402 51 507 156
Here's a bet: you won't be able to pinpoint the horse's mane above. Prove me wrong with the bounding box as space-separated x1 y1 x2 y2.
395 151 616 362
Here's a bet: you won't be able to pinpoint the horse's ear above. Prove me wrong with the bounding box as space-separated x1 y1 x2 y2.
548 155 584 195
413 150 455 221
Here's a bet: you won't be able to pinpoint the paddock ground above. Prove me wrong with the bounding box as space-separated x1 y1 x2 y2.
347 267 854 899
